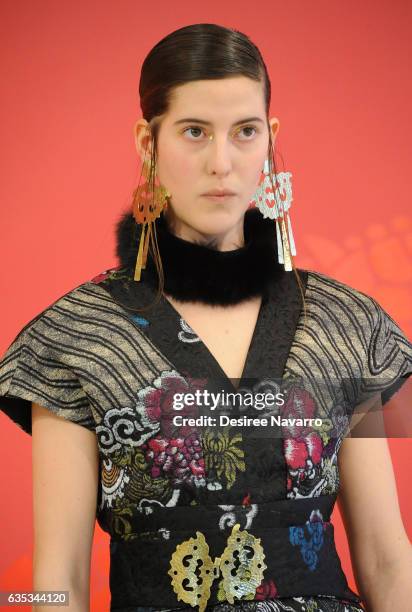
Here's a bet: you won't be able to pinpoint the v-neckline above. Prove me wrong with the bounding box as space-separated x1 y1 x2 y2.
92 266 308 397
90 266 309 504
160 291 266 390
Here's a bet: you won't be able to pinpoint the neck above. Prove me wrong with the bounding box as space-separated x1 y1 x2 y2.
162 208 246 252
115 207 285 306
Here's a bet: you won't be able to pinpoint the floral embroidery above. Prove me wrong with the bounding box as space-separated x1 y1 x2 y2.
141 431 205 487
320 455 340 494
281 387 318 438
96 369 210 513
284 433 324 470
109 505 135 539
255 578 278 600
99 445 175 534
311 416 335 446
95 370 205 455
289 509 326 571
282 387 327 498
131 597 365 611
202 428 246 490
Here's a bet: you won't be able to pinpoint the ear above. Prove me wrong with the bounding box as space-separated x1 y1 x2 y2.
133 118 153 161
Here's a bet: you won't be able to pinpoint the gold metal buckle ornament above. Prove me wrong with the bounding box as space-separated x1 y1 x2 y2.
168 523 267 612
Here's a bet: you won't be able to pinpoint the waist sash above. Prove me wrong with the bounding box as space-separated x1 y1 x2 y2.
103 494 363 609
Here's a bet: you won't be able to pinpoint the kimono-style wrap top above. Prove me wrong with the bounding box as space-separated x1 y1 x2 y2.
1 257 411 612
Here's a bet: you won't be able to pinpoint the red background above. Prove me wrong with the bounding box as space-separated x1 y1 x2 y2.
1 1 411 609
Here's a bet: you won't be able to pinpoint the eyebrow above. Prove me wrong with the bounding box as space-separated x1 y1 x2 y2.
173 117 265 126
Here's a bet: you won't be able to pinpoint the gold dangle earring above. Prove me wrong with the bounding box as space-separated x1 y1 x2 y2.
132 156 171 282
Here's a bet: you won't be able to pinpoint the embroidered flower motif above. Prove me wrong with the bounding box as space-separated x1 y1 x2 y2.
281 387 317 438
321 455 340 494
281 387 325 497
284 432 325 498
279 385 353 498
139 370 205 438
289 509 326 571
310 416 334 446
141 431 205 486
284 433 324 471
202 429 246 490
95 370 206 455
255 577 278 600
97 371 209 489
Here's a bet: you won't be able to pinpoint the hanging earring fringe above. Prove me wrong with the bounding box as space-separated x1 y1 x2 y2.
250 161 296 272
275 221 284 264
286 212 296 256
142 222 152 270
134 222 146 281
132 157 171 282
280 217 292 271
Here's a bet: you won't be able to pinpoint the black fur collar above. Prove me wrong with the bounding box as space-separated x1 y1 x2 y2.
115 207 285 306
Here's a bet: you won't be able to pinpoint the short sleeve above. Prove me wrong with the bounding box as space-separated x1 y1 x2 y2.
0 312 96 436
360 298 412 407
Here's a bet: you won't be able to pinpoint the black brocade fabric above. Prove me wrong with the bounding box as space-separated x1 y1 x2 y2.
120 598 365 611
93 262 368 611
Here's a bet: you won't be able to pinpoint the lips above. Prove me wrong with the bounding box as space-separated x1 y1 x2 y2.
202 190 236 196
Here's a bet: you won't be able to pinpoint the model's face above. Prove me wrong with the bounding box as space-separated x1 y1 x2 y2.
134 76 279 243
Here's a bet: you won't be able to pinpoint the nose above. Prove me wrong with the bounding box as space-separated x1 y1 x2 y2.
205 134 233 176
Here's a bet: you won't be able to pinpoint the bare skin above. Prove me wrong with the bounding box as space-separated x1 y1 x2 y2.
338 400 412 610
164 293 262 385
32 402 98 611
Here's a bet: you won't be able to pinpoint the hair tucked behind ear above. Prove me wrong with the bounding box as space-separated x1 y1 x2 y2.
120 23 307 326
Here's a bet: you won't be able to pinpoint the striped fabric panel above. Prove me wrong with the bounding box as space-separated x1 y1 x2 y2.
286 270 412 412
0 282 174 435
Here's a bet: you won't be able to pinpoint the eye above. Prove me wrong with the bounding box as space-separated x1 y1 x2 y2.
181 125 259 141
236 125 258 140
182 126 205 140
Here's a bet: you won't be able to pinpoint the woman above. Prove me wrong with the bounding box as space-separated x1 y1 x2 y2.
1 23 411 612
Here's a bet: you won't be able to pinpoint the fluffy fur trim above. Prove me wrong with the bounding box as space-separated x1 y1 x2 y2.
115 207 285 305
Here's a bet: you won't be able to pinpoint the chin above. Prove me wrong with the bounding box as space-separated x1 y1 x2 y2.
192 210 242 236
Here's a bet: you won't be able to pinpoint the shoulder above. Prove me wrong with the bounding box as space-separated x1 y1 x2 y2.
303 268 384 328
88 265 131 287
301 268 412 373
4 266 127 349
304 268 379 309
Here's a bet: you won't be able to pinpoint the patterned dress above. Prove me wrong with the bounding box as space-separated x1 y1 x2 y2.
1 265 411 612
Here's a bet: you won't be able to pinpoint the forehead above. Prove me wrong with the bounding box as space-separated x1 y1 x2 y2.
165 76 266 123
